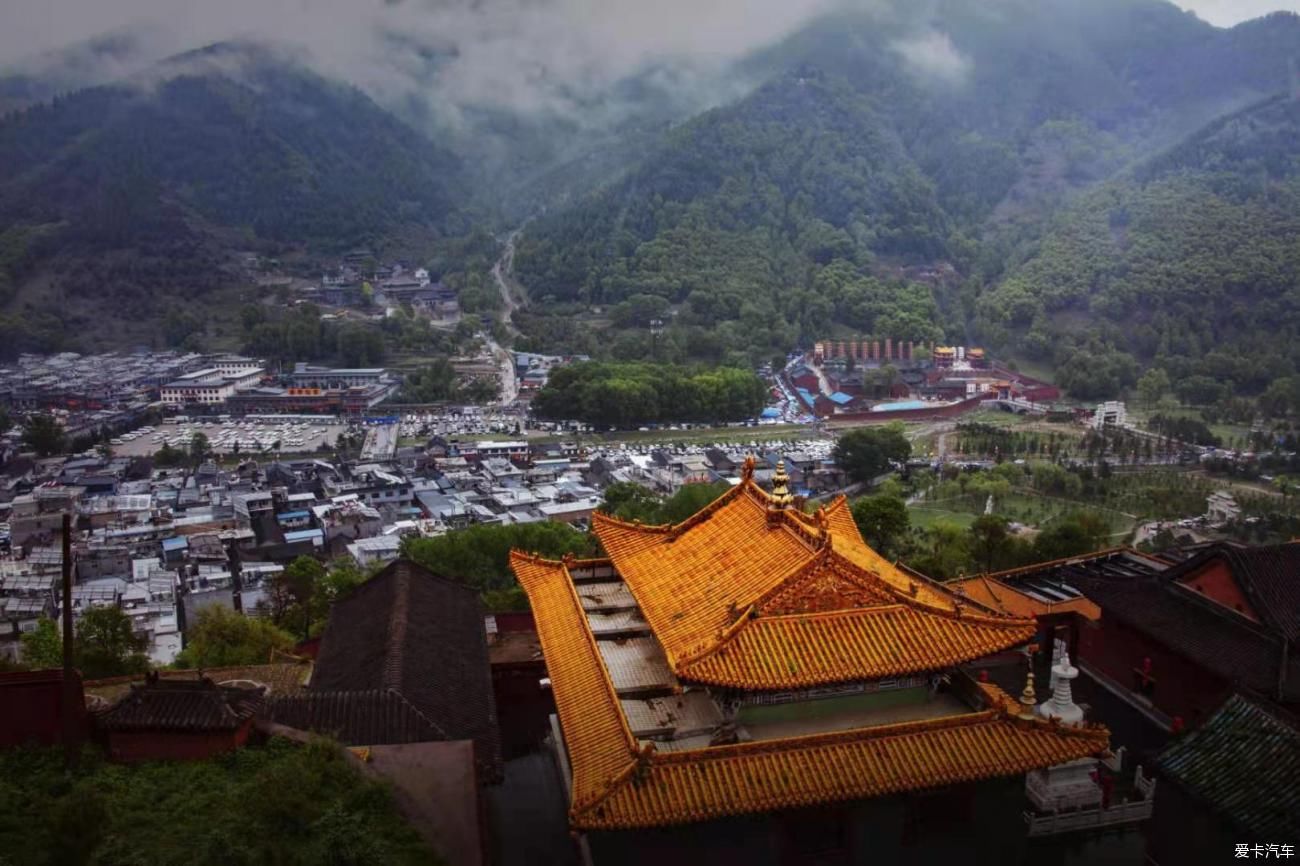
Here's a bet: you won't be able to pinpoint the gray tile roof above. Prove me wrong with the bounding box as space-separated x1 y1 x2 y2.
1156 694 1300 838
312 560 501 777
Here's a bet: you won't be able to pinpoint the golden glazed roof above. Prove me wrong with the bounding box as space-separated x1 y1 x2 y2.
510 551 1109 830
590 475 1036 689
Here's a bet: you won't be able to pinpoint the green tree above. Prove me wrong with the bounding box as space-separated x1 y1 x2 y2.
20 617 63 669
1135 368 1170 408
658 483 731 523
189 431 211 465
1032 512 1110 561
154 441 186 467
402 522 598 601
834 425 912 484
22 413 66 456
850 494 910 558
600 482 665 523
908 521 974 580
265 556 327 638
0 737 434 866
0 405 10 437
75 607 150 679
174 606 295 669
969 514 1012 574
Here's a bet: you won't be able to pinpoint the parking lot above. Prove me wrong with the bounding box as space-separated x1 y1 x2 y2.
111 417 352 458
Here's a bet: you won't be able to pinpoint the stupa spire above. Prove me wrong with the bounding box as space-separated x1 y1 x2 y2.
1037 649 1085 726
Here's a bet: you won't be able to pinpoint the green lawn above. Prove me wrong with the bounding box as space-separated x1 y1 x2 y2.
912 490 1136 538
1125 405 1252 446
908 507 978 531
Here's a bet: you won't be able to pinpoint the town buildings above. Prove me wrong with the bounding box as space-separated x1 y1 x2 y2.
160 364 266 406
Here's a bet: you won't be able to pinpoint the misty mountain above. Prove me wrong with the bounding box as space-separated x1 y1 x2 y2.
0 43 469 352
510 0 1300 375
0 43 466 246
979 93 1300 400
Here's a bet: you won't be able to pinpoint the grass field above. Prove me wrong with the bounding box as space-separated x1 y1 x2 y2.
1125 405 1253 446
911 490 1137 539
908 507 978 531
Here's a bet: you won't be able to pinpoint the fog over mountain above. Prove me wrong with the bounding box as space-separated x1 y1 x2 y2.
4 0 1296 124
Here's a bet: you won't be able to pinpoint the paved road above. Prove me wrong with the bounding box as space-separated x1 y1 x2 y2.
491 228 523 340
488 228 525 406
360 423 398 461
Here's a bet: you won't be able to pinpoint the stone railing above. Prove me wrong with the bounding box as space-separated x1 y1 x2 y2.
1024 765 1156 837
1024 799 1154 837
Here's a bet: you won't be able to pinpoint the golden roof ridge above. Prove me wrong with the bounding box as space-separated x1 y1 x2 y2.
824 548 1036 627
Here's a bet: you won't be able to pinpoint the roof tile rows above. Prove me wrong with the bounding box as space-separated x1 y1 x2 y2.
590 480 1036 690
312 560 502 775
97 678 261 733
1065 547 1300 704
510 550 1108 830
1157 694 1300 838
264 688 447 745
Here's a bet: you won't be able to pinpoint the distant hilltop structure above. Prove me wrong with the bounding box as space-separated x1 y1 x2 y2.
813 338 921 364
813 339 989 370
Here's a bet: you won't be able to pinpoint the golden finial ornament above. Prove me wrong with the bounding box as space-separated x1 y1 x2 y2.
770 460 794 508
1019 669 1038 720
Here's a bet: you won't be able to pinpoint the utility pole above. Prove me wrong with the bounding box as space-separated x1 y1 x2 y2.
229 539 243 615
60 513 80 771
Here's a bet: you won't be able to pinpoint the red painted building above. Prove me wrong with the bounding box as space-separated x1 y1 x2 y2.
1066 543 1300 727
97 676 262 762
485 611 553 758
0 669 87 748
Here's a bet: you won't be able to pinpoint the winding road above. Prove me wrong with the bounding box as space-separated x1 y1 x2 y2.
487 227 525 406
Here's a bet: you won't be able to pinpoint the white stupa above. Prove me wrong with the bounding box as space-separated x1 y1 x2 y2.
1026 649 1101 812
1037 650 1084 726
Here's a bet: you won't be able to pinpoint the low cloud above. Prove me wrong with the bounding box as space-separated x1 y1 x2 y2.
0 0 844 125
890 29 970 84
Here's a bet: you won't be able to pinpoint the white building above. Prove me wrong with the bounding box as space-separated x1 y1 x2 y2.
1206 491 1241 524
160 366 264 405
1091 401 1128 430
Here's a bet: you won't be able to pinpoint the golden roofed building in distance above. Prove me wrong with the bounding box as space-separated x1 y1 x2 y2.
510 456 1109 862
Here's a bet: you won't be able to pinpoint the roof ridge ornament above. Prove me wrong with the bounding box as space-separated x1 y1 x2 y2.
769 461 794 508
1019 667 1038 720
740 454 757 482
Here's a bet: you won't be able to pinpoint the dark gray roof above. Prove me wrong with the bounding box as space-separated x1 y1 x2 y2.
1156 694 1300 838
98 678 261 733
1064 545 1300 704
312 559 501 776
264 688 446 745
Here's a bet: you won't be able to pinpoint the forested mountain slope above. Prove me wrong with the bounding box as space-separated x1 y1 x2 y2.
979 94 1300 401
0 43 469 354
514 72 951 366
513 0 1300 374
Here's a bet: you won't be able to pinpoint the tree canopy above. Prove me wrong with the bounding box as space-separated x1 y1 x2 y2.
21 413 65 457
833 426 911 485
532 362 766 427
0 738 435 866
173 606 295 670
599 481 731 525
402 522 599 610
21 609 149 679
